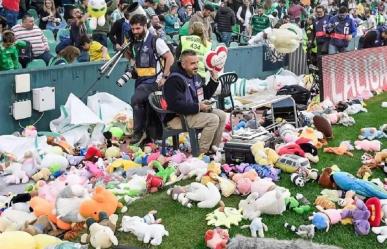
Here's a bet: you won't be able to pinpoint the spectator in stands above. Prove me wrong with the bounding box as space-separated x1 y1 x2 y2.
189 4 214 40
49 45 80 65
111 0 129 23
363 8 376 33
39 0 63 34
288 0 307 24
375 8 386 26
268 9 279 27
156 0 169 15
249 5 271 36
215 0 236 46
78 0 88 14
313 5 331 55
263 0 275 15
79 35 110 62
327 6 357 54
12 14 53 65
165 3 181 38
237 0 253 33
31 0 45 12
176 21 212 80
348 0 357 14
144 0 156 18
359 25 387 49
61 0 77 21
108 9 130 51
178 3 193 23
1 0 20 28
69 8 88 48
92 1 117 47
276 0 288 19
181 0 194 8
163 50 226 155
0 31 21 71
149 14 167 40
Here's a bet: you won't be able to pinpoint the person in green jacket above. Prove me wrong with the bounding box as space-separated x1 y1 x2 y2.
0 31 24 71
249 5 271 36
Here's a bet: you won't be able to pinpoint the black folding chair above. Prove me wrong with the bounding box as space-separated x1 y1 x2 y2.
217 72 238 111
148 92 200 156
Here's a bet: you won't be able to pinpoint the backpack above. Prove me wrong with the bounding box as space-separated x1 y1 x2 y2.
276 85 311 106
18 40 33 68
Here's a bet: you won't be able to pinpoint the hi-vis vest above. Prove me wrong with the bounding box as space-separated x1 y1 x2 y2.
181 35 211 78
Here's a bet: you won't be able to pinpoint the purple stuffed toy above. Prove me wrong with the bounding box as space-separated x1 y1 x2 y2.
341 199 370 235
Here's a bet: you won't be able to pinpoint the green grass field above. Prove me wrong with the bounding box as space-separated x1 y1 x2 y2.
117 93 387 249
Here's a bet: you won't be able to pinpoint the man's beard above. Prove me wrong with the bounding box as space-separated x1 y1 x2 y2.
134 30 146 40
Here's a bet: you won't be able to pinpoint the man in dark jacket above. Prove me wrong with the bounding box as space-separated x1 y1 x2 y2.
359 26 387 49
163 50 227 154
108 9 130 51
215 1 236 46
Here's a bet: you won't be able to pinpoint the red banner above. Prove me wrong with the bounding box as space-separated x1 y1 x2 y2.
321 46 387 103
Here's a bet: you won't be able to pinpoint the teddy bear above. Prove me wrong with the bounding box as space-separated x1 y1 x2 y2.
217 177 236 197
204 228 229 249
239 187 290 220
341 199 370 235
166 185 193 208
31 168 51 182
79 186 120 221
5 162 29 184
81 211 119 249
185 182 221 209
55 185 89 223
201 162 222 185
87 0 107 30
372 226 387 243
354 140 381 152
119 213 169 246
241 217 268 238
251 141 279 166
0 209 37 232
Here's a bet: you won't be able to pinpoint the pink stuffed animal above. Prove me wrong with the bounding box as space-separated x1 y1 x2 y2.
205 228 229 249
84 161 104 178
169 152 187 164
5 163 29 184
354 140 381 152
231 171 258 196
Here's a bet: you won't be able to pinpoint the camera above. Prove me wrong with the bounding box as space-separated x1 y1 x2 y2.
116 66 136 87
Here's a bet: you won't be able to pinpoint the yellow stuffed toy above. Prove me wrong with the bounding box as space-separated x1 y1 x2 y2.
201 162 222 185
106 159 140 173
0 231 61 249
251 141 279 166
88 0 107 30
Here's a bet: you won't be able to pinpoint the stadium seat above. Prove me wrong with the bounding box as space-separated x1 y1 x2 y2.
27 59 46 69
49 41 57 56
17 19 22 24
43 30 55 42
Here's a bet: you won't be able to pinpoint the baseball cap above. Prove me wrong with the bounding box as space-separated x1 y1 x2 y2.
204 4 215 11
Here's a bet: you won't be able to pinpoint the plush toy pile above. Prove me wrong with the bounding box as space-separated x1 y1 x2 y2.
0 90 386 249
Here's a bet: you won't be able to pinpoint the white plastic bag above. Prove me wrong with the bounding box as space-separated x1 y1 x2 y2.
87 92 133 124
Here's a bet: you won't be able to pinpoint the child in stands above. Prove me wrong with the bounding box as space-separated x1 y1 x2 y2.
0 30 24 71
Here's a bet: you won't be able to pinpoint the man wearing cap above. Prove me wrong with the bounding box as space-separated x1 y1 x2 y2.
189 4 215 40
144 0 156 19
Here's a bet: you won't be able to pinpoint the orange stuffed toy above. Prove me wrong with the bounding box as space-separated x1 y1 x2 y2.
29 196 71 230
323 141 354 157
79 186 120 221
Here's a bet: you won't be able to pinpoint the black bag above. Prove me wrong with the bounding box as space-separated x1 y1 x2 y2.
276 85 311 105
18 40 33 68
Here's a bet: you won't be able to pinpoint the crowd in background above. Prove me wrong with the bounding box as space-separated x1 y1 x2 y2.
0 0 386 72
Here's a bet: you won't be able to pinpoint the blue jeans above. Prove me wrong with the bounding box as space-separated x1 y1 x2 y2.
2 8 19 28
78 50 90 62
328 44 350 54
92 34 108 47
220 32 232 46
35 51 53 65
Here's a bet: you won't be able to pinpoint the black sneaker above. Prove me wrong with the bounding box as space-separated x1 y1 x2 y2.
130 132 144 144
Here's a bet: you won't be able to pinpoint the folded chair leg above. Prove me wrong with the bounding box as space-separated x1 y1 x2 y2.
188 129 200 157
161 137 167 156
172 135 179 151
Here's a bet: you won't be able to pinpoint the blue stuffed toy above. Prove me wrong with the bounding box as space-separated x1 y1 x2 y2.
332 172 387 199
358 127 386 140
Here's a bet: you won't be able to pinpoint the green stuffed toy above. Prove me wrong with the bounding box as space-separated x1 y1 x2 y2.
285 196 311 215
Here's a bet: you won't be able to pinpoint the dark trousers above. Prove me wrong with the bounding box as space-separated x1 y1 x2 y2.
131 83 157 134
35 51 53 65
317 41 329 56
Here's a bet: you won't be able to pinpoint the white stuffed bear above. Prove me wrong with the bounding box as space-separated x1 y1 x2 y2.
88 0 107 30
186 182 221 208
5 162 29 184
177 158 208 180
242 217 268 238
248 23 303 53
39 153 69 171
119 215 169 246
372 226 387 243
0 209 36 232
55 184 89 222
239 187 290 220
